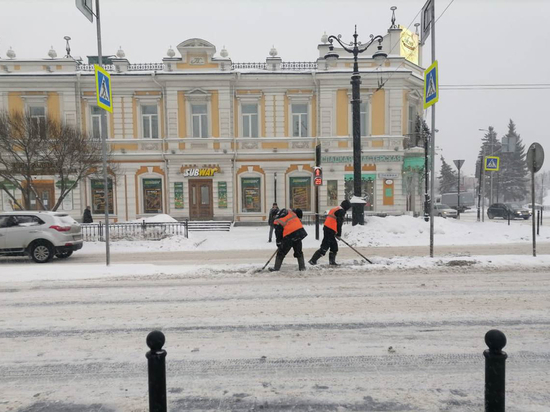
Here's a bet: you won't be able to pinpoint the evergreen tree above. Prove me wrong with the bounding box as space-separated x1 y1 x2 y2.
438 156 457 194
476 126 501 203
499 120 528 202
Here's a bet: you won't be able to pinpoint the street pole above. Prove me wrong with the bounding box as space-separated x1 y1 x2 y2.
457 167 461 219
531 148 536 257
351 37 364 226
429 12 436 258
315 144 321 240
477 156 483 222
424 132 429 222
482 165 486 223
96 0 110 266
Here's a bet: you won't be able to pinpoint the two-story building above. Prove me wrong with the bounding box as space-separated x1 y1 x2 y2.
0 25 426 223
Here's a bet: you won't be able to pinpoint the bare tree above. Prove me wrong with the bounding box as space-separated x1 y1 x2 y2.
0 110 109 211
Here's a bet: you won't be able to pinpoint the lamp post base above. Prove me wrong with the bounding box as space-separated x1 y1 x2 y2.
352 203 365 226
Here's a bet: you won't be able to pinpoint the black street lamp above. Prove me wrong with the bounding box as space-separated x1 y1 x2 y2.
325 26 387 225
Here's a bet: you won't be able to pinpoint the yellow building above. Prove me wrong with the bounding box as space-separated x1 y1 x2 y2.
0 27 425 223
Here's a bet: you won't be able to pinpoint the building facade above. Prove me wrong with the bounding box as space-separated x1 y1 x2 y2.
0 27 426 223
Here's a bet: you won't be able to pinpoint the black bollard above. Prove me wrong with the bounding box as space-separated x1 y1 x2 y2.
537 210 540 236
484 329 508 412
146 331 167 412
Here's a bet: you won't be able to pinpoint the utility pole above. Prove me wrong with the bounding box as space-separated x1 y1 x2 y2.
428 5 437 258
77 0 110 265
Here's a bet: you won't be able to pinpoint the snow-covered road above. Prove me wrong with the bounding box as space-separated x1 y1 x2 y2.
1 265 549 411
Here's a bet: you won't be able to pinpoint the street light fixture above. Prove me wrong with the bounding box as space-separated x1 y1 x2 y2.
324 26 387 225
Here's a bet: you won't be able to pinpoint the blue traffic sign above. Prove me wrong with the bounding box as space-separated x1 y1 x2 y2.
423 60 438 109
484 156 500 171
95 65 112 113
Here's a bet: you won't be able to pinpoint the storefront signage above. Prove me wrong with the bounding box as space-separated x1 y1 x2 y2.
218 182 227 208
321 155 403 164
174 182 184 209
182 167 220 177
378 173 400 179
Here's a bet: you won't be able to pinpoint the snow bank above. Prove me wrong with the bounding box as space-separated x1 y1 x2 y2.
343 215 549 247
79 215 549 254
1 254 549 282
129 214 178 223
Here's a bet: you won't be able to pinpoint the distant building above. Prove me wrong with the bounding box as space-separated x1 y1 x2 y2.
0 26 426 222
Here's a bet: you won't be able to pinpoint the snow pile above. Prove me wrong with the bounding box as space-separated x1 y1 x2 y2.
129 214 178 223
1 254 549 282
343 215 548 247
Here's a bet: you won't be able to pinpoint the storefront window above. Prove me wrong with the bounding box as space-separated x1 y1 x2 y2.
174 182 184 209
91 179 114 214
327 180 338 206
142 178 162 214
241 177 261 212
344 174 375 211
289 176 311 211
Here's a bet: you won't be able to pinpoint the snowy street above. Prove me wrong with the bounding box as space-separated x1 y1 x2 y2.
1 262 550 411
1 214 550 411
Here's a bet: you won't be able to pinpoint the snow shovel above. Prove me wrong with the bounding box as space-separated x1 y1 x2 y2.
256 249 278 273
337 237 373 264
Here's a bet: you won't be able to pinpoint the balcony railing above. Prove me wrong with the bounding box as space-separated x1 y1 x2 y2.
77 62 318 72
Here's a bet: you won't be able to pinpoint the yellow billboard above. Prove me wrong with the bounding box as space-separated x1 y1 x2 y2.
399 25 419 65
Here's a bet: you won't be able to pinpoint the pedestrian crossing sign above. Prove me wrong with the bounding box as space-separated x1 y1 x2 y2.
484 156 500 171
423 60 439 109
95 65 112 113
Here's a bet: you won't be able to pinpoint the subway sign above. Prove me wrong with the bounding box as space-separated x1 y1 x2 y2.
182 167 219 177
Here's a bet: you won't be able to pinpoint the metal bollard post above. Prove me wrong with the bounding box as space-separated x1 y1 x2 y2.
507 212 510 226
484 329 508 412
185 218 189 239
537 210 540 236
146 331 167 412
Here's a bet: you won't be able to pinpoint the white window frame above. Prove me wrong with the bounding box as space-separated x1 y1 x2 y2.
347 91 372 137
191 103 208 138
140 103 160 139
237 94 262 138
291 103 309 137
406 90 422 137
241 103 259 138
90 105 109 140
286 93 313 138
185 89 212 138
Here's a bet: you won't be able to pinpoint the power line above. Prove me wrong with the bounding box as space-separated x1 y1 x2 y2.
435 0 456 23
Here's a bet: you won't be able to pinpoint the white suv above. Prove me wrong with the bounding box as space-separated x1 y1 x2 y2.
0 211 83 263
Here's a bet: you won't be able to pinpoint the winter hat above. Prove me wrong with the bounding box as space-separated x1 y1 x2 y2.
340 199 352 210
293 208 303 219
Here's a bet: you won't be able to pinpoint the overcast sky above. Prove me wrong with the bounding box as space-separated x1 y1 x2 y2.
1 0 549 175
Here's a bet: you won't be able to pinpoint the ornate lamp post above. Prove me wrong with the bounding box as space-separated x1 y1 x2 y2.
325 26 387 225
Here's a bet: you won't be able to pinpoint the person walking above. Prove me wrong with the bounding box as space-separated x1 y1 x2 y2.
83 206 93 223
270 208 307 271
268 202 279 243
308 199 351 266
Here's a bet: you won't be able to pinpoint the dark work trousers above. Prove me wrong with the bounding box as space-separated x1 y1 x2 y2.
319 226 338 255
268 224 275 242
277 237 304 260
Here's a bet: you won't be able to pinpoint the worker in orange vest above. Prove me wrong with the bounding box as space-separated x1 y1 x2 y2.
270 208 308 271
309 199 351 266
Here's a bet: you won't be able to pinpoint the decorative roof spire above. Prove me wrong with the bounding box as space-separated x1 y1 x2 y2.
269 45 278 57
166 45 175 58
321 31 328 44
390 6 398 29
6 47 15 59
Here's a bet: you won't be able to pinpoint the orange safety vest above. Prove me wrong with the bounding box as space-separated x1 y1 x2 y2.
324 206 342 232
274 210 304 238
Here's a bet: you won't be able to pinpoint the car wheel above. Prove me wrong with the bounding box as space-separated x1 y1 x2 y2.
30 241 54 263
488 213 494 219
524 216 530 220
55 250 73 259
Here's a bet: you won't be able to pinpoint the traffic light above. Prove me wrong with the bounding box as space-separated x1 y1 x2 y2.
314 167 323 186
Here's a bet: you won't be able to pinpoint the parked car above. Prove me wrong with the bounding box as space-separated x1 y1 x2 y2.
487 203 530 220
0 211 83 263
433 204 458 218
